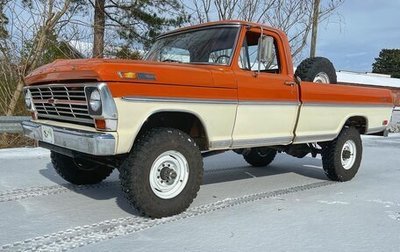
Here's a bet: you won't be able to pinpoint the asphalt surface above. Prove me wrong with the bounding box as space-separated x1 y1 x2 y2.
0 135 399 251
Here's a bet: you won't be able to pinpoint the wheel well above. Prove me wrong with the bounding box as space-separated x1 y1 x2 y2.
344 116 367 134
136 112 209 151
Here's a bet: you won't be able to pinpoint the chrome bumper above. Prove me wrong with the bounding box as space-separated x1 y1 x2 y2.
22 121 116 156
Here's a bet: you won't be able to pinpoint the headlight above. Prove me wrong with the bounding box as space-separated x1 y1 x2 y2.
85 84 118 131
24 89 32 110
89 89 101 112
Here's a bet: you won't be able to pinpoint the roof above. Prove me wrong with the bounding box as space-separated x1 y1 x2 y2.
337 70 400 88
159 20 283 39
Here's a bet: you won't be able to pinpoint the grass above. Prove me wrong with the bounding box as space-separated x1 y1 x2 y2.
0 133 35 149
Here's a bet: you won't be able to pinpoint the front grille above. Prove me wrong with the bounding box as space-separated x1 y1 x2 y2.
29 84 95 127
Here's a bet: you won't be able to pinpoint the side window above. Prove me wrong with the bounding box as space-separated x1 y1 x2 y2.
238 32 280 73
160 47 190 63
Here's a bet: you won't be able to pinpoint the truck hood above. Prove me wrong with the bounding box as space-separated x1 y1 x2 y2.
24 59 232 89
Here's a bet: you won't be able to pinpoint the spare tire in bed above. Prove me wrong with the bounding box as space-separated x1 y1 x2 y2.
295 57 337 84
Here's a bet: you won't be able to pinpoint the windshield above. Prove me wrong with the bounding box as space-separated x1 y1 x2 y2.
144 27 239 65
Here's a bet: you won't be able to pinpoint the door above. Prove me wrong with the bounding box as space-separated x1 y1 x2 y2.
232 28 299 148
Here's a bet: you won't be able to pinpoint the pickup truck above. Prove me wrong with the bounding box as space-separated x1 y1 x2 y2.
22 21 394 218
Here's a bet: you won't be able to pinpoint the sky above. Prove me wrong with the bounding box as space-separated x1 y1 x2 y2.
316 0 400 72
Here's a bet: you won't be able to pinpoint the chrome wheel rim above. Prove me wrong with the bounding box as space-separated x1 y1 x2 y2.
313 72 330 83
149 150 189 199
341 140 356 170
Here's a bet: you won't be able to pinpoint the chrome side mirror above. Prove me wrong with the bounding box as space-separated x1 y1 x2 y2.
258 35 274 63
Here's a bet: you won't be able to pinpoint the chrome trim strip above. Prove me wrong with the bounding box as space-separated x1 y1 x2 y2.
122 96 237 105
22 121 116 156
232 136 293 148
123 97 301 106
239 101 300 106
124 97 392 108
294 134 337 143
303 102 393 108
209 140 232 150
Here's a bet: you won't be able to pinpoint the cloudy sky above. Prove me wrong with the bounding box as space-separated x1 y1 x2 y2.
316 0 400 72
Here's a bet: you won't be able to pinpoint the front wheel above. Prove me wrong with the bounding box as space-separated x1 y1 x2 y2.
321 127 362 181
50 152 114 185
120 128 203 218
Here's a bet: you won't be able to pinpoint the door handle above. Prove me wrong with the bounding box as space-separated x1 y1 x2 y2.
284 81 296 86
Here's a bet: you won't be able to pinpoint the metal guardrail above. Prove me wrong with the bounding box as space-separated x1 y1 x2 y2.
0 116 30 133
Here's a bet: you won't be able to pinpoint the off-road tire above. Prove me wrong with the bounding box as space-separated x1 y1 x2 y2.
119 128 203 218
321 127 362 181
295 57 337 84
50 151 114 185
243 147 277 167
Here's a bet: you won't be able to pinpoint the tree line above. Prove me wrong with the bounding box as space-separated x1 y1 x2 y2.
0 0 344 116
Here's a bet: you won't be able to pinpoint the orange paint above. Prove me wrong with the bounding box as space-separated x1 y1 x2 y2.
24 20 394 107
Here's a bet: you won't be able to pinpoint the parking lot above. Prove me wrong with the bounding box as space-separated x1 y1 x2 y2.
0 134 399 251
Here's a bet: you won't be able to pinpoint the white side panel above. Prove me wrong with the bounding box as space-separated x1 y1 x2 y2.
114 98 237 154
232 104 299 148
294 105 393 144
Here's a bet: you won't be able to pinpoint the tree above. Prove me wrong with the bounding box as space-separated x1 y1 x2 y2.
372 49 400 79
186 0 344 61
93 0 106 58
0 0 87 116
89 0 188 58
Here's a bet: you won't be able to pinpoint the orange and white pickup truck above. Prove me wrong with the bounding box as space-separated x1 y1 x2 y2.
22 21 394 217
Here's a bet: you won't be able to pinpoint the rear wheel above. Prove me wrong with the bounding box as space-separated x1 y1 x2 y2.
243 147 277 167
50 151 114 185
295 57 337 84
120 128 203 218
321 127 362 181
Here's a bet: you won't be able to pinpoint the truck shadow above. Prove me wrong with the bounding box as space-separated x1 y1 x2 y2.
202 152 327 184
39 152 327 215
39 164 139 215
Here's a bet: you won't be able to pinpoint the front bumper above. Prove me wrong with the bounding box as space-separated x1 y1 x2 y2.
22 121 116 156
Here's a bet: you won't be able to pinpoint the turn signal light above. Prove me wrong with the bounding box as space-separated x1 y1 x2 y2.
118 72 137 79
95 119 118 131
95 119 106 130
383 120 389 126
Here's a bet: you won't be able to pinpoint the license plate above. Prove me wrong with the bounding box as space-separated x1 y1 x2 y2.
41 125 54 144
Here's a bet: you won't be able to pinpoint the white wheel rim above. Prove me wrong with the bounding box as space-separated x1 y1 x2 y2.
149 150 189 199
313 72 330 83
341 140 357 170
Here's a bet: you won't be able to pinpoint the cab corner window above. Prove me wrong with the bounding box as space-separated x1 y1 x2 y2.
238 32 280 74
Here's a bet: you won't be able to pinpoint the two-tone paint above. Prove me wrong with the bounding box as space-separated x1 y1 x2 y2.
24 21 394 155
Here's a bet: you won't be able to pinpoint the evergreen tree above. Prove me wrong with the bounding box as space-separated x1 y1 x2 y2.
372 49 400 78
91 0 187 58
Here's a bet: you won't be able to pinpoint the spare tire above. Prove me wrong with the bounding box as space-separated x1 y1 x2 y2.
295 57 337 84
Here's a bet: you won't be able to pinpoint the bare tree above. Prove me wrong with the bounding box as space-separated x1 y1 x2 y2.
193 0 212 23
0 0 87 116
185 0 344 61
92 0 105 58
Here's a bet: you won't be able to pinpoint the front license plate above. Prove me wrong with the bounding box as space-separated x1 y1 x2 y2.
41 125 55 144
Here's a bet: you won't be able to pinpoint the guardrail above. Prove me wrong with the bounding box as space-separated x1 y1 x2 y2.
0 116 30 133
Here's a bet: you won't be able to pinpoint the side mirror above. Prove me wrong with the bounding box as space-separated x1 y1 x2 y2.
258 35 274 63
